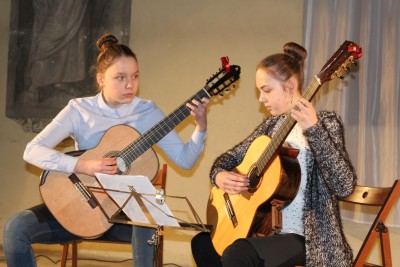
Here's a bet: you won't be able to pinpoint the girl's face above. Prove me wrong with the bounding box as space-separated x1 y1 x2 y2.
97 56 139 108
256 69 293 116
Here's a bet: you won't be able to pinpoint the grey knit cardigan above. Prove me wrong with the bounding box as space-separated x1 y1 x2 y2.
210 111 358 267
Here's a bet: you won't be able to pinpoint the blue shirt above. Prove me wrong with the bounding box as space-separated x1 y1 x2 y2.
24 93 206 173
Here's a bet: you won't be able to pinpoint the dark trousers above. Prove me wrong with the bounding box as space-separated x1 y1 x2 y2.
191 232 305 267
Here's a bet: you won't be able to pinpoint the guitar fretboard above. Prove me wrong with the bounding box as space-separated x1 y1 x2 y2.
255 77 321 175
118 88 211 163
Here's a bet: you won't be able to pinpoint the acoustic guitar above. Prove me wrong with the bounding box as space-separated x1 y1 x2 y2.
39 58 241 238
207 41 362 255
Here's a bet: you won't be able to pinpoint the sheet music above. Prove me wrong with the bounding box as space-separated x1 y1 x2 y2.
96 173 180 227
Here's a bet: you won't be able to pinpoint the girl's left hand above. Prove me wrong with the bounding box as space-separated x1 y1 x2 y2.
186 97 210 132
290 98 318 130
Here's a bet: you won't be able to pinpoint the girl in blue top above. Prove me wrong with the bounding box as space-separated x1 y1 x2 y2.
4 33 209 267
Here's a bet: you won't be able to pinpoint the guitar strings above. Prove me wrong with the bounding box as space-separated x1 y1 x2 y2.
118 66 237 163
254 78 320 176
118 88 210 163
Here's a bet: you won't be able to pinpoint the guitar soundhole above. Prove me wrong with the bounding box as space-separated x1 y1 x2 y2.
103 151 131 175
248 167 261 192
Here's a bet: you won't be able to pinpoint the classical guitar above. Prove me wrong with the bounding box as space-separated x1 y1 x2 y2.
207 41 362 255
39 58 241 238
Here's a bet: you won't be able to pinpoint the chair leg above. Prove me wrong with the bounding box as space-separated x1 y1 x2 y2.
60 243 69 267
71 241 78 267
61 241 78 267
157 226 164 267
378 223 392 267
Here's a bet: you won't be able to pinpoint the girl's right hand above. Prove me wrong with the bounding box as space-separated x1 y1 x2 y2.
215 171 250 195
73 158 118 176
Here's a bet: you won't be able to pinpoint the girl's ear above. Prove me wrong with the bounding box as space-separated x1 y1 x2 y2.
286 76 299 95
96 73 104 88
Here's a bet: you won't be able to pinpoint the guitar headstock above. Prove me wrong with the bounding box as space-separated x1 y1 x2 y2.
317 40 362 84
205 57 241 97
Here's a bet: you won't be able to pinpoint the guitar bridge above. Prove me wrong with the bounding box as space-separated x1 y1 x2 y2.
69 173 97 209
223 193 238 227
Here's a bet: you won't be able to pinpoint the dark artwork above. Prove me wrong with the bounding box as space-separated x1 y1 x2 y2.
6 0 132 132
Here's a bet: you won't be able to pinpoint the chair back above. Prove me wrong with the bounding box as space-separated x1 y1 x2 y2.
340 180 400 267
341 185 392 206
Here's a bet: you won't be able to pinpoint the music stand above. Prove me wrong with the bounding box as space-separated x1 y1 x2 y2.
87 173 212 267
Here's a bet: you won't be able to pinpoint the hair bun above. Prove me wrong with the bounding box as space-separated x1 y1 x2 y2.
96 33 118 52
283 42 307 62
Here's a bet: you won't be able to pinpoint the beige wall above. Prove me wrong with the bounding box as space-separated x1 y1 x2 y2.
0 0 304 265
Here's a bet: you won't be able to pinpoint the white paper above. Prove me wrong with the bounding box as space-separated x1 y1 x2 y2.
95 173 180 227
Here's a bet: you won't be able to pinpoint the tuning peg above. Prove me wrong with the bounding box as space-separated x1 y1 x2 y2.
219 92 224 96
335 73 344 79
345 67 351 73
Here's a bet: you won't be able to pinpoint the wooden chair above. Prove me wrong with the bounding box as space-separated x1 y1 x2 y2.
60 164 168 267
340 179 399 267
294 179 399 267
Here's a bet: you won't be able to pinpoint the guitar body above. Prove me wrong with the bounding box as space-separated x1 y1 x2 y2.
207 135 301 255
39 125 159 238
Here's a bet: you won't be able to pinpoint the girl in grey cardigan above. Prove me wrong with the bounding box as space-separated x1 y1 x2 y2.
191 42 357 267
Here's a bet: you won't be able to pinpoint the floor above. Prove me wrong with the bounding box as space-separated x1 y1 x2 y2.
0 243 134 267
0 221 399 267
0 226 196 267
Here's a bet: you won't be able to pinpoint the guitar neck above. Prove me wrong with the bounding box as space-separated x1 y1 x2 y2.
255 77 322 175
120 88 211 163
